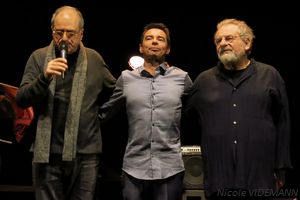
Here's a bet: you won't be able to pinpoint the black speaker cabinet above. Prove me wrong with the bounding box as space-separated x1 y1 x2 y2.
181 145 204 189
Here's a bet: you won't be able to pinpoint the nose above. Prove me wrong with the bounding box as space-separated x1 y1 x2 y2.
62 31 69 40
152 39 158 44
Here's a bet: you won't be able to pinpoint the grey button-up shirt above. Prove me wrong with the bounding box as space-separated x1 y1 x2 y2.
100 63 193 179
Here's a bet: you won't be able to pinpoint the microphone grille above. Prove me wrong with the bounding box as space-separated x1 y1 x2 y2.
59 41 68 51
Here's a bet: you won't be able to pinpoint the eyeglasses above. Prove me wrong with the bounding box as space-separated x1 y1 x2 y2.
52 29 79 39
214 35 240 46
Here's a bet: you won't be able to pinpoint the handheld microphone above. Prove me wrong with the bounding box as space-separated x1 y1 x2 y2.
58 41 68 79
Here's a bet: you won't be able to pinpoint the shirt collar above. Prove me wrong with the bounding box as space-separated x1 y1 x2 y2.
139 62 168 77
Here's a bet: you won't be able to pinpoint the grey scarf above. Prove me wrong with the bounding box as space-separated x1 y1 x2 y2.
33 41 87 163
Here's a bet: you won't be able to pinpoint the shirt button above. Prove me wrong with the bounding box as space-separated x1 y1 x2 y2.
234 140 237 144
233 103 237 107
233 121 237 125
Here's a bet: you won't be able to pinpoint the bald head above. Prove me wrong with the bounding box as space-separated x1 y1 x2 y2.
51 6 84 30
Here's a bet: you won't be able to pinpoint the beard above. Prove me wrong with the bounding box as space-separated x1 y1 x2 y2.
218 51 239 68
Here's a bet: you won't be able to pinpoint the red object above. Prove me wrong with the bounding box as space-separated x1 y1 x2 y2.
0 83 34 143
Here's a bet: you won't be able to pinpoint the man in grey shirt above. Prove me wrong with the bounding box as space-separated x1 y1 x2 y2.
100 22 193 200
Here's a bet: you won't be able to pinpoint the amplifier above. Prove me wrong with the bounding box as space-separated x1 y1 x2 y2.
181 145 203 189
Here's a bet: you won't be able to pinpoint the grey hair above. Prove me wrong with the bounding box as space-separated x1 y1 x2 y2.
215 18 255 43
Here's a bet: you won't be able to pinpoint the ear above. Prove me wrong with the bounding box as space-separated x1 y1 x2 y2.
79 29 84 41
244 38 252 51
166 47 170 55
139 44 143 54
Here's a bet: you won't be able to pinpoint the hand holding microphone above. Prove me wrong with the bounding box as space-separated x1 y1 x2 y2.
58 41 68 79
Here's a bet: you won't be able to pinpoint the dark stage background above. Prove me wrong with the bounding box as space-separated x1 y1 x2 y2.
0 1 299 198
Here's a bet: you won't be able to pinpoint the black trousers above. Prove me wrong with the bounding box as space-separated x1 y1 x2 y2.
122 171 184 200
